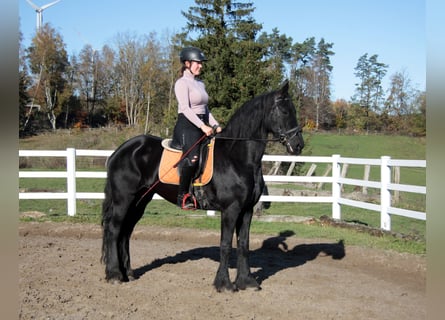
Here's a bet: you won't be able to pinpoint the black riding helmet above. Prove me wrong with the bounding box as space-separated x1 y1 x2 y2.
180 47 208 63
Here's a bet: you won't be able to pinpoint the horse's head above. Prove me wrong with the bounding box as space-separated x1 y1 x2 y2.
268 80 304 155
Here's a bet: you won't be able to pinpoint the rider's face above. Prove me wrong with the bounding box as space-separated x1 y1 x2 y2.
187 60 203 75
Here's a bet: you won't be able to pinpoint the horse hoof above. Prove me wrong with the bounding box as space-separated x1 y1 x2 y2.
216 286 238 293
107 278 123 285
235 276 261 291
214 280 237 293
127 275 137 282
105 272 127 284
235 284 261 291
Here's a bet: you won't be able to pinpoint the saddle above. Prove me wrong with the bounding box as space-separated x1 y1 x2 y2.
159 138 215 186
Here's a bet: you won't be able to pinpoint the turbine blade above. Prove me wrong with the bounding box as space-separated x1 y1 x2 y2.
41 0 61 10
26 0 40 11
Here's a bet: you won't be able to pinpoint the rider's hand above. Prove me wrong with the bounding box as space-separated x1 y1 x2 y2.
201 125 213 136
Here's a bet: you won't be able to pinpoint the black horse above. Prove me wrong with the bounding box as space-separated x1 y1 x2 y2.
101 80 304 292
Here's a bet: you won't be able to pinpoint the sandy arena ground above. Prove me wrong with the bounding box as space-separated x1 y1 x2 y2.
19 221 426 319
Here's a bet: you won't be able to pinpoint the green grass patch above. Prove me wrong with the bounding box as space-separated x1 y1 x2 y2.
302 132 425 159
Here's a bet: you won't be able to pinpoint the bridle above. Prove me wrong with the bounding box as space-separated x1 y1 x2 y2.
278 126 302 153
278 126 301 144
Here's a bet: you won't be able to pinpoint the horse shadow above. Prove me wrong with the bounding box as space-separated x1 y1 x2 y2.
133 230 345 284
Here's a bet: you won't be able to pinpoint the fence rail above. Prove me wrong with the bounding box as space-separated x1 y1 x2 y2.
19 148 426 231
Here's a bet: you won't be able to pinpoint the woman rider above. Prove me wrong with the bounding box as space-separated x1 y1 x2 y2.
171 47 222 209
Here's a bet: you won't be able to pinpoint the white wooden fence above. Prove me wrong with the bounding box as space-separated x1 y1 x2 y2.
19 148 426 231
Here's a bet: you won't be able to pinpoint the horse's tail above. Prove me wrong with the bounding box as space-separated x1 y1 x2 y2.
100 178 113 265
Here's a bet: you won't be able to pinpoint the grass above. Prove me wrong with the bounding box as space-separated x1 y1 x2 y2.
19 129 426 255
301 132 425 159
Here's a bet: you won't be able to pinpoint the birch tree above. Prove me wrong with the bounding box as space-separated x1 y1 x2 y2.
114 33 146 127
26 24 69 130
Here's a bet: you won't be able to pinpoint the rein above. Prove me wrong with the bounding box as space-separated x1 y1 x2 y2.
215 126 301 143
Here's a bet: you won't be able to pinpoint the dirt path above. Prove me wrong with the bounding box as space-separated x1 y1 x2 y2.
19 221 426 320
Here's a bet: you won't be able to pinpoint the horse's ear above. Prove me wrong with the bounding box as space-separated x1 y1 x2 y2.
279 79 289 94
275 80 289 100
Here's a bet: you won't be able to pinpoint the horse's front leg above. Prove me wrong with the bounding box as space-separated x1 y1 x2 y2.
213 211 237 292
234 209 261 290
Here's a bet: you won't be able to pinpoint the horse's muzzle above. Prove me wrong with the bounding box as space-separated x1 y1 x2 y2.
279 128 304 155
284 140 302 155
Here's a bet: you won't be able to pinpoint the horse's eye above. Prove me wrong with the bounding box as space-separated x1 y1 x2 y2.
280 106 289 115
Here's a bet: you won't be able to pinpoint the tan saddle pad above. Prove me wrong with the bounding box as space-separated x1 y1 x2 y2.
159 138 215 186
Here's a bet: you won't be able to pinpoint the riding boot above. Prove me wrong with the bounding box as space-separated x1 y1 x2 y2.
177 165 197 210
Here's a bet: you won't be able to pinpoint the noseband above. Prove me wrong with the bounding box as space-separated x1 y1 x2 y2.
278 126 302 153
279 126 301 144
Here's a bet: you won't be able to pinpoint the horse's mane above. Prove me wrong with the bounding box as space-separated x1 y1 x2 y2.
222 90 276 139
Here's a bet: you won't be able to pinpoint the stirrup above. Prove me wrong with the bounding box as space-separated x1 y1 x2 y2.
181 193 197 210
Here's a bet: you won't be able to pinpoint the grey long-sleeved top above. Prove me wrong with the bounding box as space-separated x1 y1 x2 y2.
174 69 219 128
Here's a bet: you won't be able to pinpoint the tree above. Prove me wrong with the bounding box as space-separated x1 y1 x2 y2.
289 37 315 123
26 24 69 131
19 31 32 136
352 53 387 132
332 99 349 130
75 44 101 126
383 70 425 135
310 39 334 130
99 44 123 125
410 90 426 136
353 54 388 110
258 27 293 87
139 32 170 134
112 32 172 129
114 32 147 127
163 33 185 136
290 38 334 130
181 0 266 121
58 54 79 129
385 71 410 116
19 70 31 136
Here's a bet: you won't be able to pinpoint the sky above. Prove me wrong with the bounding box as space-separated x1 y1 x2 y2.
19 0 425 101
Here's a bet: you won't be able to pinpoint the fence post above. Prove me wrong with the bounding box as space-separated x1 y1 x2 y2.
380 156 391 231
66 148 77 216
332 154 341 220
393 166 400 204
362 164 371 195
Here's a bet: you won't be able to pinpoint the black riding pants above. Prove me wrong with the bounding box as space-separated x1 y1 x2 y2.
172 113 208 167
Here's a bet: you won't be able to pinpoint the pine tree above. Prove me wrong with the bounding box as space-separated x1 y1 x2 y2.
352 53 388 132
181 0 266 121
290 37 334 129
353 53 388 112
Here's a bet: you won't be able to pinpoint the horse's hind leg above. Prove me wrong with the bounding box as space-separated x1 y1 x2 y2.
102 200 132 283
102 185 121 282
120 204 147 281
103 224 124 281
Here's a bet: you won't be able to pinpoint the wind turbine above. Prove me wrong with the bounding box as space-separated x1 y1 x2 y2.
26 0 61 31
